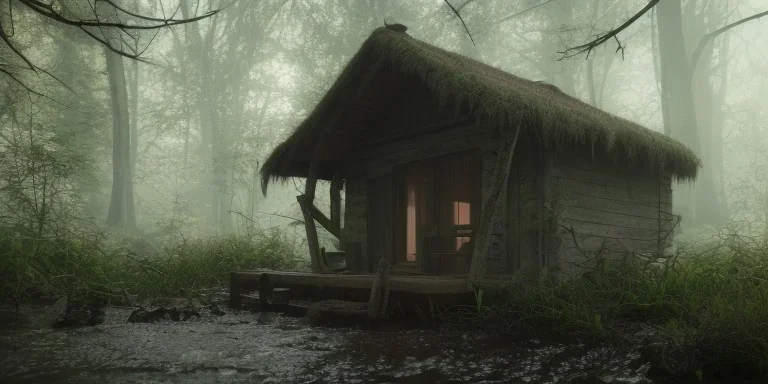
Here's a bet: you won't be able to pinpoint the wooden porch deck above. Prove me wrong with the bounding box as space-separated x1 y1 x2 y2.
229 270 473 309
232 270 471 294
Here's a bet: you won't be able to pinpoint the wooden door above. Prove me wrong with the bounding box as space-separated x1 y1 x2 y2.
393 150 480 274
393 159 433 271
425 151 479 274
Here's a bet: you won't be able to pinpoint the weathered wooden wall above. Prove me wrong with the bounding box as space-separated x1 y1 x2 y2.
342 124 495 273
339 79 681 279
477 133 545 278
480 144 506 274
545 150 675 277
505 138 545 278
366 175 393 272
343 176 368 272
340 81 496 273
343 127 676 281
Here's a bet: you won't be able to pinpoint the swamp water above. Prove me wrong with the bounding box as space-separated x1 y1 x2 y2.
1 298 665 383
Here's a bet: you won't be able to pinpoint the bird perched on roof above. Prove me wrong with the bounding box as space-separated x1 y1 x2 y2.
384 19 408 33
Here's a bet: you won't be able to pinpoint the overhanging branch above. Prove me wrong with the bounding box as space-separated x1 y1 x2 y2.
17 0 217 31
1 0 218 97
475 0 559 37
443 0 475 46
559 0 660 59
690 9 768 71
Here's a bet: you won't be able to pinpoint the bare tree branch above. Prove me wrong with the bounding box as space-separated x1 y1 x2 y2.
229 210 304 225
470 0 561 38
558 0 766 67
16 0 217 31
0 66 78 109
0 25 37 72
443 0 475 46
101 0 184 24
690 9 768 71
559 0 660 59
457 0 477 13
0 66 45 97
491 0 559 28
1 4 101 93
0 0 219 98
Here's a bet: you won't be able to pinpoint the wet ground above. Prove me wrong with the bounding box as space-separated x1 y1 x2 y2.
0 299 656 383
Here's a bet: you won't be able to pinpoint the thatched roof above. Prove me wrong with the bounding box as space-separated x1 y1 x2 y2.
261 27 700 194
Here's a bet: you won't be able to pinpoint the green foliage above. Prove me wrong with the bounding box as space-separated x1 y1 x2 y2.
474 287 484 313
123 230 306 298
0 228 304 305
456 231 768 377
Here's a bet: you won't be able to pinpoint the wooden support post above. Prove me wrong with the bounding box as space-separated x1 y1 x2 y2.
537 150 547 271
320 247 327 267
349 242 363 273
298 194 328 273
309 204 340 239
468 124 522 289
259 273 274 309
506 161 520 274
368 258 391 321
298 56 384 274
330 173 342 238
229 272 241 309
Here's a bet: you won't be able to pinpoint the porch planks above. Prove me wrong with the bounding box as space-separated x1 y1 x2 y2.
231 270 472 295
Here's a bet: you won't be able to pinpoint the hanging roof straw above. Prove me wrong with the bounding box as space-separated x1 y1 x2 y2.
261 27 700 194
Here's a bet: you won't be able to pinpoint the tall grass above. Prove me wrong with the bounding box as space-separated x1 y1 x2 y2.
0 228 305 305
460 230 768 378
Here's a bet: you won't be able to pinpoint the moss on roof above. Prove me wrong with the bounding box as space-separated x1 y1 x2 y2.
261 27 700 193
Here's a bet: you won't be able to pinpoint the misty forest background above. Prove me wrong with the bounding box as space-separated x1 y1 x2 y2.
1 0 768 297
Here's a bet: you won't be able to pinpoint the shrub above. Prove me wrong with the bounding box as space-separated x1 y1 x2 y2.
454 230 768 378
0 227 305 305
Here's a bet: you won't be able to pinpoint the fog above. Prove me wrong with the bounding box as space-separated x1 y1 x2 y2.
1 0 767 248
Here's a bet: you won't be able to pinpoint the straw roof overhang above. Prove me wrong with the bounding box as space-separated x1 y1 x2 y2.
260 27 700 194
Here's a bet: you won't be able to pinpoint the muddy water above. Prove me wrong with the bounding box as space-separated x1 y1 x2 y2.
1 303 655 383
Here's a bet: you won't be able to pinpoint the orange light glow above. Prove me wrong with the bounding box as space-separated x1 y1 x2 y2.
406 185 417 262
453 201 471 225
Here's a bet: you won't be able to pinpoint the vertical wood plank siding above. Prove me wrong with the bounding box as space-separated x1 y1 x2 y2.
367 175 393 273
343 176 368 272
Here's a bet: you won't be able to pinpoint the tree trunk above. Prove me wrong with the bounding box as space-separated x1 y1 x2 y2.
651 8 670 136
105 50 136 229
656 0 729 228
180 2 229 230
585 0 616 109
128 59 139 176
656 0 699 225
212 115 233 232
711 5 731 216
542 1 577 95
688 1 728 227
586 55 597 106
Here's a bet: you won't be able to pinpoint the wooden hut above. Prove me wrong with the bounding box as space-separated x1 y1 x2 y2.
257 27 699 290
